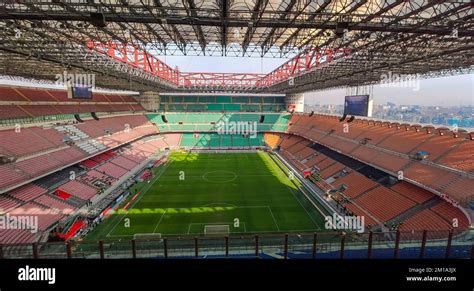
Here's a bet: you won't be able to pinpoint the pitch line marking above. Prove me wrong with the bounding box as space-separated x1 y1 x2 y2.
105 161 172 237
153 209 167 234
187 222 247 235
106 228 318 238
266 153 321 230
266 206 280 231
202 170 237 183
285 185 321 230
201 202 238 208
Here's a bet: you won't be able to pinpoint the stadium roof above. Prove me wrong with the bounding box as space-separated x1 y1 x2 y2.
0 0 473 93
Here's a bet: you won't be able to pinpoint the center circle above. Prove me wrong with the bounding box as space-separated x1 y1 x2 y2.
202 170 237 183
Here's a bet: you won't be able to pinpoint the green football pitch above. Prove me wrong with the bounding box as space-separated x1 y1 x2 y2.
86 151 325 240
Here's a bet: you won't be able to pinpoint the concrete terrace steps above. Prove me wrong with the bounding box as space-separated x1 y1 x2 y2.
76 139 107 155
56 124 89 141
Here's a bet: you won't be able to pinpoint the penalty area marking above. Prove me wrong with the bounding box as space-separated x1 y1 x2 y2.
152 209 167 234
185 205 279 234
187 222 247 234
201 202 238 208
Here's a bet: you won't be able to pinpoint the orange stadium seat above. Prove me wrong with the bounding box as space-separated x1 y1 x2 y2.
354 187 417 222
331 172 379 198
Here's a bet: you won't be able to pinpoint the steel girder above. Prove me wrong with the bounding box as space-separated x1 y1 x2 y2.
0 0 472 93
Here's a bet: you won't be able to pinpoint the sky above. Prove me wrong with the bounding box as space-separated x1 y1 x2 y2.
305 74 474 107
159 55 287 74
160 55 473 107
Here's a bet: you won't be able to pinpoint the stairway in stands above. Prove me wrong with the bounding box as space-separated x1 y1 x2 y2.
55 124 106 155
76 139 107 155
386 197 442 227
56 124 88 141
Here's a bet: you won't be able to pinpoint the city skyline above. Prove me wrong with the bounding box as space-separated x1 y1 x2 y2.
304 73 473 107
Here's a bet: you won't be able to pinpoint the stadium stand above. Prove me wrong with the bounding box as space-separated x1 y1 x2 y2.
431 201 470 230
271 128 471 234
285 113 474 206
0 196 21 214
7 184 47 202
331 172 379 199
0 94 471 248
95 162 128 179
10 202 64 231
354 187 417 223
0 126 66 157
437 141 474 172
0 86 143 122
110 156 138 170
34 195 76 214
158 95 286 113
0 229 37 245
147 112 290 133
399 209 453 238
264 133 285 149
390 181 435 204
1 1 472 263
0 114 158 193
79 169 116 186
179 133 264 148
56 180 98 201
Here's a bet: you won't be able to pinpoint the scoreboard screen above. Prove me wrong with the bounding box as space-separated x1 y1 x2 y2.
71 86 92 99
344 95 372 117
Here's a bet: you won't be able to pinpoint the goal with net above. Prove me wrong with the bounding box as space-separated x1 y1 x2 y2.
204 225 230 236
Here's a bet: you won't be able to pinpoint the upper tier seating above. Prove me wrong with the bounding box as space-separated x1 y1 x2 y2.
147 113 290 133
0 87 28 101
158 95 286 112
331 171 379 198
0 165 27 189
0 196 21 214
10 202 64 231
179 133 264 148
355 187 417 222
34 195 76 214
0 86 144 121
7 184 47 202
436 142 474 172
16 88 57 101
0 126 66 157
267 131 470 234
15 147 85 176
389 181 435 204
286 113 474 206
430 201 470 230
399 209 453 239
0 229 37 245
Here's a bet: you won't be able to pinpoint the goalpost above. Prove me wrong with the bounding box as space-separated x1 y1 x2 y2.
204 225 230 236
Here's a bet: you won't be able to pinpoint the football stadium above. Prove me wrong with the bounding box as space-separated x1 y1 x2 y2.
0 0 473 262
